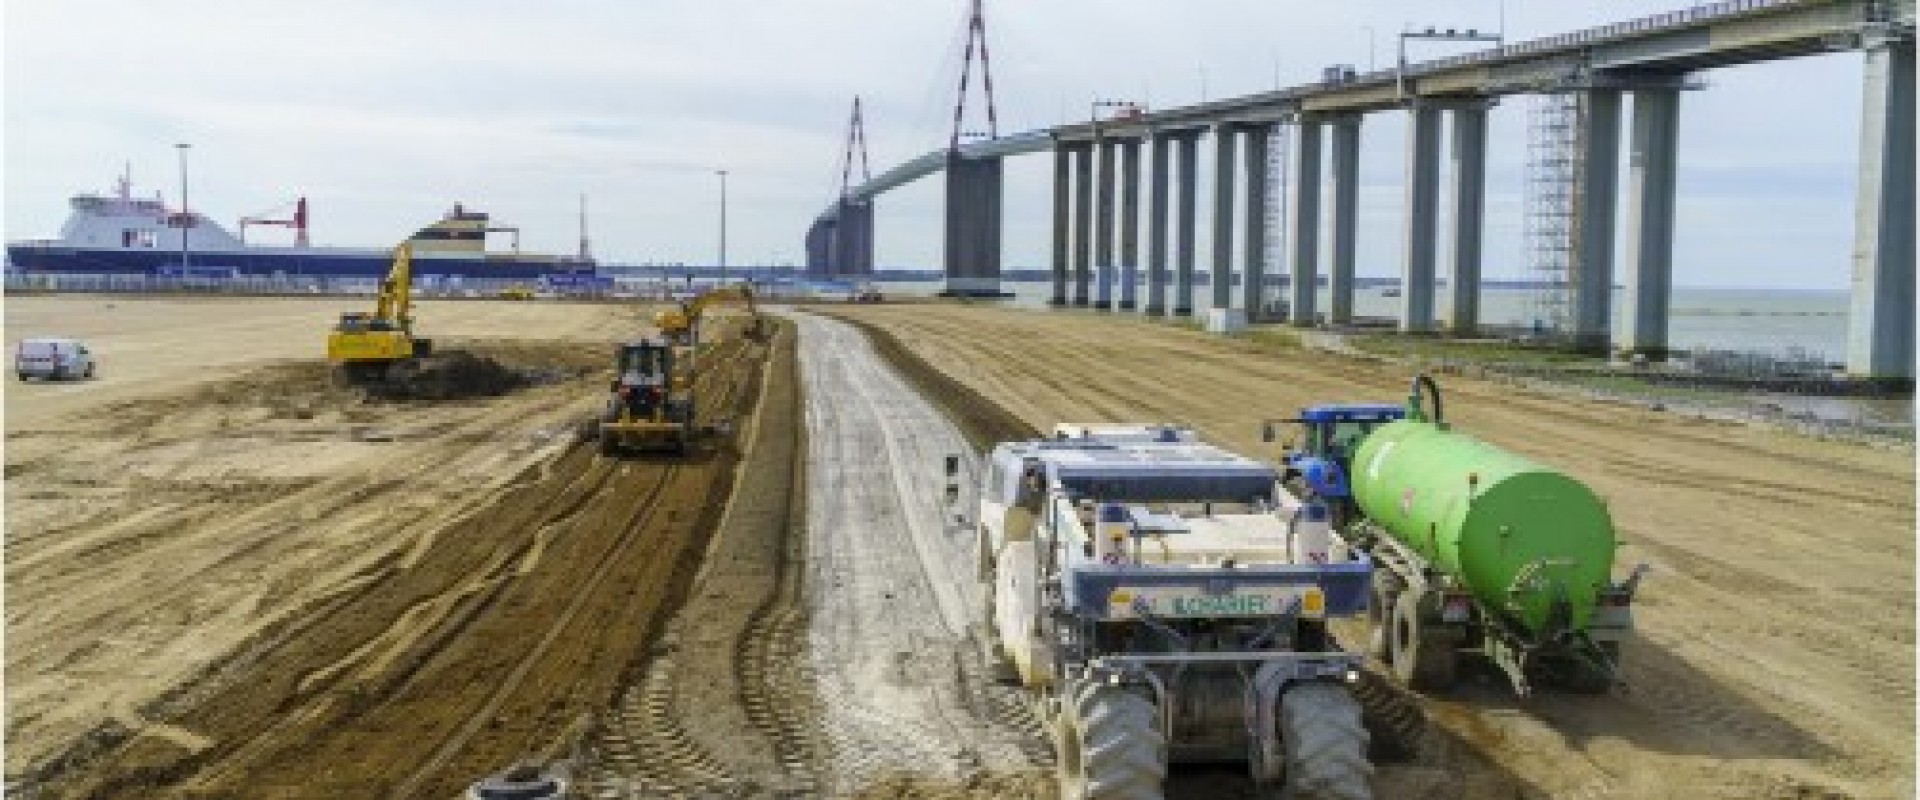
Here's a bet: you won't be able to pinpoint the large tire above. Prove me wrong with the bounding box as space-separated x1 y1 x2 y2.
1389 593 1458 691
1055 682 1164 800
1280 682 1374 800
1367 579 1397 661
978 578 1018 684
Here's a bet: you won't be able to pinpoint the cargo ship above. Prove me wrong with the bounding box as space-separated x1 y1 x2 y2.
5 173 597 281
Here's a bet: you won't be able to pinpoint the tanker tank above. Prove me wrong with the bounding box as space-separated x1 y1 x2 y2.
1348 417 1618 635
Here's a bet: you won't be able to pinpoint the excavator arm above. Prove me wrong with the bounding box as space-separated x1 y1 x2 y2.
374 244 414 329
655 282 756 344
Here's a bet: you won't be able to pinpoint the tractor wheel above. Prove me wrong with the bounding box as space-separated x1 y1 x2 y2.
977 579 1018 684
1279 682 1375 800
1054 682 1164 800
1367 579 1397 661
599 435 620 457
1390 593 1458 691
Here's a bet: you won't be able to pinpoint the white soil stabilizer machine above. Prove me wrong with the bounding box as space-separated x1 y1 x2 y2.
968 424 1375 800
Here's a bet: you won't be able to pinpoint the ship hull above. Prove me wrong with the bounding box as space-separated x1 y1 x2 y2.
6 243 595 280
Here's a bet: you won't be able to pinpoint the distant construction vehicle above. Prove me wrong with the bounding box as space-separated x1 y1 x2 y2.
328 244 433 382
968 424 1374 800
497 284 536 300
1264 376 1647 696
849 283 883 303
595 337 693 455
653 282 760 346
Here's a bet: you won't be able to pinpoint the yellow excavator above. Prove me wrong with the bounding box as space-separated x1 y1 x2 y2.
327 244 432 382
653 282 761 347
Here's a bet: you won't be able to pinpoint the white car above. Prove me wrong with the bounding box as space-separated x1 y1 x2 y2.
15 338 96 381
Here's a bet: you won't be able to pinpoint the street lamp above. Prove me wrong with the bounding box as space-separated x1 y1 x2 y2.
716 169 729 284
175 143 191 270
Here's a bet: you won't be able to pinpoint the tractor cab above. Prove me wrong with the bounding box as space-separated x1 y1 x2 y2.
613 340 675 415
1265 403 1405 507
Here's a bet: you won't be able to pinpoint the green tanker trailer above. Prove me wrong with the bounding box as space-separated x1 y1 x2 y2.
1265 376 1646 696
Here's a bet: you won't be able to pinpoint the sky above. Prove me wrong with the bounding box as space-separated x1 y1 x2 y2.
4 1 1869 289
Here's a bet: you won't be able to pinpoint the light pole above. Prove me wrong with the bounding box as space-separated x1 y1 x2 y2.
175 143 191 270
716 169 729 284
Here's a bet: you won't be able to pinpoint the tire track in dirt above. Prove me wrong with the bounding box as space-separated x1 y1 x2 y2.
578 322 825 797
30 334 772 798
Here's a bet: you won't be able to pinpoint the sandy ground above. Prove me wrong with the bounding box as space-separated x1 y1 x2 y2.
3 295 770 796
829 304 1916 800
573 312 1054 798
10 295 1910 799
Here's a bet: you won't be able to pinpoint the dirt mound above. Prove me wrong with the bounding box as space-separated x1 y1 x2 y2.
361 350 548 403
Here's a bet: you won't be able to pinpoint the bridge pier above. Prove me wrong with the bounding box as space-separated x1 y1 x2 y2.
1848 37 1915 379
1119 139 1141 310
1146 134 1170 316
1208 123 1244 332
1095 139 1117 310
1328 114 1361 326
1290 117 1323 328
1174 132 1200 317
1400 103 1441 333
1446 103 1490 335
1050 144 1070 306
942 153 1003 296
1572 88 1623 352
1074 144 1094 306
809 199 872 280
1618 88 1681 357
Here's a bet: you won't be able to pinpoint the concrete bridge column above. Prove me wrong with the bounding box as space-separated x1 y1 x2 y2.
1571 88 1623 351
1446 103 1490 335
1146 134 1170 316
1848 38 1915 379
1074 144 1094 306
1120 139 1141 310
1242 123 1273 320
1209 123 1244 332
1290 117 1323 327
1329 114 1361 325
943 154 1002 297
1050 143 1070 306
1619 88 1681 356
1174 133 1199 316
1095 139 1117 310
1400 103 1442 332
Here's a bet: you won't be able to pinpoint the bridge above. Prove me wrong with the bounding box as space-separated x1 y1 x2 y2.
807 0 1915 378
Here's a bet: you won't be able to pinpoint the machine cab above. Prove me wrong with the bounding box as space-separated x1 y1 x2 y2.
1271 404 1405 499
613 339 674 412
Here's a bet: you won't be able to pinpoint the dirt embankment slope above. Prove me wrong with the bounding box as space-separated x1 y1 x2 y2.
831 304 1915 800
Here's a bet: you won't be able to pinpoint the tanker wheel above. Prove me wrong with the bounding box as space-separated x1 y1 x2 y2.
1054 682 1164 800
1278 682 1375 800
1390 593 1458 691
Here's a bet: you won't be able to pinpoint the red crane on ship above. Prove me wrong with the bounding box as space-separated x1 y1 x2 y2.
239 198 310 247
